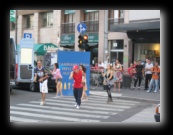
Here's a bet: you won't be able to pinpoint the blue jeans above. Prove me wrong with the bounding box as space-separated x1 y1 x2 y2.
148 79 159 92
73 88 83 106
153 76 160 90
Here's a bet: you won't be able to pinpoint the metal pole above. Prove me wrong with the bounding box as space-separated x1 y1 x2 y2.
15 10 17 46
104 10 108 68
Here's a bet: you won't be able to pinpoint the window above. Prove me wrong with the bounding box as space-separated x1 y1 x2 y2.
111 40 124 50
25 14 34 28
64 14 75 23
84 11 99 32
42 12 53 27
108 10 124 18
11 22 15 30
84 11 99 21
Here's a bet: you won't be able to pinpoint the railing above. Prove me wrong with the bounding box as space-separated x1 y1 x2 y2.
81 20 99 32
61 22 75 34
108 18 124 31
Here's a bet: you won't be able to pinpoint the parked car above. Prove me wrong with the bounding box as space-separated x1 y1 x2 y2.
154 104 160 122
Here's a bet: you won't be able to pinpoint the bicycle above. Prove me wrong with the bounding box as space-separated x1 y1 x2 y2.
90 72 103 90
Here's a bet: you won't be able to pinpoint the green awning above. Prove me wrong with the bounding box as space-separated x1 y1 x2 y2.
34 43 58 55
17 43 58 55
64 10 75 14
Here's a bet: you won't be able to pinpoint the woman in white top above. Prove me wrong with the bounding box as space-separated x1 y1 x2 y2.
113 59 123 92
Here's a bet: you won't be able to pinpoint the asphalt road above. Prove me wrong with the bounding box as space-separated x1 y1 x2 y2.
10 89 157 123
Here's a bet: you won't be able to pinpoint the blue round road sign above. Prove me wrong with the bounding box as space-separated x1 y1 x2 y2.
77 23 87 33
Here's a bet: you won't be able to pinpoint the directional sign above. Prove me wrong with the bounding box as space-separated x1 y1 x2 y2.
24 33 32 39
10 10 16 22
77 23 87 33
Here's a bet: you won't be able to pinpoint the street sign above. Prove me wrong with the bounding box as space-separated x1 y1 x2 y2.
10 10 16 22
24 33 32 39
77 23 87 33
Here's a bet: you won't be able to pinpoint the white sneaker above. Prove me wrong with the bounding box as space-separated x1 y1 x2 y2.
74 103 77 107
76 105 80 109
40 101 44 105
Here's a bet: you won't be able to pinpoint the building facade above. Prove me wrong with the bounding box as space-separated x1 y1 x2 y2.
10 10 160 68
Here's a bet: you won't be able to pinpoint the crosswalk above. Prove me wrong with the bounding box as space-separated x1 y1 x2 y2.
10 95 140 123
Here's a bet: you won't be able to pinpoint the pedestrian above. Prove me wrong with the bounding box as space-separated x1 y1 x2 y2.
113 59 123 92
132 60 144 90
50 63 63 98
79 65 88 101
102 64 114 103
132 60 137 79
147 61 160 93
34 60 49 106
144 57 153 90
128 63 134 77
69 65 85 109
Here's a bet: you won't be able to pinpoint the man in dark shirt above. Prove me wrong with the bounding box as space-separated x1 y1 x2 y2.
132 60 144 90
34 60 49 105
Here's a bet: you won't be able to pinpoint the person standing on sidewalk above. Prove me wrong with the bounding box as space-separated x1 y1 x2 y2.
144 58 153 90
132 60 144 90
102 64 114 103
113 59 123 92
34 60 49 106
50 63 63 98
69 65 85 109
147 61 160 93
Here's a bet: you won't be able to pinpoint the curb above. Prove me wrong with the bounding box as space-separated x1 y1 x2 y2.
89 91 160 104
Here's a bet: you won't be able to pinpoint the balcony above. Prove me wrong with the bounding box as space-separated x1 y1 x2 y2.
108 18 124 31
61 22 75 34
81 20 99 32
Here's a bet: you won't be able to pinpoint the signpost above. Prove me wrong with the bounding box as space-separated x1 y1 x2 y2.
77 23 87 34
24 33 32 39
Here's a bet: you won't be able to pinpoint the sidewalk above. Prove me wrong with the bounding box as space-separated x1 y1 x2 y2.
89 82 160 104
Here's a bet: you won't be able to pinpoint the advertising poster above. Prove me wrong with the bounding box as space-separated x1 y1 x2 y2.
58 51 90 96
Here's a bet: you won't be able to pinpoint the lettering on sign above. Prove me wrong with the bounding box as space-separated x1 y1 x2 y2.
64 35 71 40
44 45 55 51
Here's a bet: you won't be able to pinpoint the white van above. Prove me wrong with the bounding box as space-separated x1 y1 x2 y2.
10 36 17 92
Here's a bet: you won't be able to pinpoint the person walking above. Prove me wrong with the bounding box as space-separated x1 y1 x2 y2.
34 60 49 106
147 61 160 93
113 59 123 92
102 64 114 103
144 58 153 90
50 63 63 98
79 65 88 101
132 60 144 90
69 65 85 109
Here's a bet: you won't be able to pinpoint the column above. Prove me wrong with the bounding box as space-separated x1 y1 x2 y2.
98 10 105 62
17 15 23 44
51 10 61 47
33 12 40 44
75 10 84 51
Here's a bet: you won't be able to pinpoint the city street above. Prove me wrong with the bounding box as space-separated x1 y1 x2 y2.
10 89 157 123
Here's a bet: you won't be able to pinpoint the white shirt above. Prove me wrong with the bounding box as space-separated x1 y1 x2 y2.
145 63 153 74
98 63 105 68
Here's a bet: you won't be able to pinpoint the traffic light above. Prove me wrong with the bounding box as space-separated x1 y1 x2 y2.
78 35 83 45
78 35 89 50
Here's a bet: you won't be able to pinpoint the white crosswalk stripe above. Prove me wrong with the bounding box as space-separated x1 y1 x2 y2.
10 95 140 123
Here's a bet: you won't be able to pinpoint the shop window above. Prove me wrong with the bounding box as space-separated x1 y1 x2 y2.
111 40 124 50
